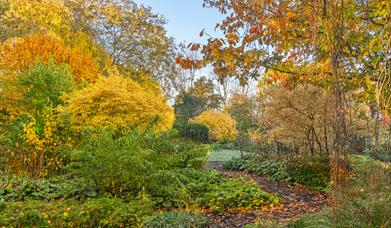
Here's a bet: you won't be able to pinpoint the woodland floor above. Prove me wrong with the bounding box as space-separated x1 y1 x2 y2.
205 162 330 227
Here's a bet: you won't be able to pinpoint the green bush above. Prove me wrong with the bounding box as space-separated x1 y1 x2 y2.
223 157 290 181
68 128 212 207
0 197 154 227
175 122 209 143
222 157 246 171
0 61 76 177
66 128 279 211
287 156 330 191
18 60 76 111
223 155 330 190
364 143 391 162
143 212 210 228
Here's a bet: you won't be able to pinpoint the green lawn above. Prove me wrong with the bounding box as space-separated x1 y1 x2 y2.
209 149 242 162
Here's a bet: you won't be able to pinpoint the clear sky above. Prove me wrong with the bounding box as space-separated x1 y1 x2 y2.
133 0 225 44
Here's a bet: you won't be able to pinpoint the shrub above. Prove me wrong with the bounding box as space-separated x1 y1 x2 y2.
0 61 75 177
67 129 280 211
68 129 211 207
364 143 391 162
287 156 330 191
143 212 210 228
222 157 246 171
176 122 209 143
0 60 76 122
223 155 330 190
223 157 290 181
193 111 237 141
62 75 174 133
197 178 280 212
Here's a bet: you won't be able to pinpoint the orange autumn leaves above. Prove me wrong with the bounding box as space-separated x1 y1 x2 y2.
0 34 100 84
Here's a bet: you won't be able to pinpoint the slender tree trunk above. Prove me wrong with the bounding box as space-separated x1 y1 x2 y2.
306 128 314 155
323 114 330 154
313 127 323 153
329 0 349 185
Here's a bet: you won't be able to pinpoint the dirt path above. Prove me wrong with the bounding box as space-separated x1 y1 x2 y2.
204 162 329 227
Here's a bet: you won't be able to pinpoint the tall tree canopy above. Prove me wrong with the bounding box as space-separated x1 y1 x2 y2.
180 0 390 183
194 0 389 87
0 34 100 84
0 0 178 91
174 76 223 121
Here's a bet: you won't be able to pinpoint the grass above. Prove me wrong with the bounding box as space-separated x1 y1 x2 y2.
209 149 242 162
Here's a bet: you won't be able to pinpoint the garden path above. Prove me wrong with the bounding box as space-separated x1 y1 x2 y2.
204 162 329 227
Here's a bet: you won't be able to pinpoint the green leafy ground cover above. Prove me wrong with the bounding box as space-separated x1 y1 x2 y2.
0 130 280 227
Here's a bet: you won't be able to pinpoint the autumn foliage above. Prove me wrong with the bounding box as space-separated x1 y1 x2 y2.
0 34 100 84
62 75 175 133
193 111 237 141
0 62 76 177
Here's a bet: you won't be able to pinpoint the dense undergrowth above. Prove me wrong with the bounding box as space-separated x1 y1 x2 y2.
223 154 330 191
0 129 279 227
288 155 391 228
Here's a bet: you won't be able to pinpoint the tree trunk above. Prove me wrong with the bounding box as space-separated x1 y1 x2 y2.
373 105 380 148
329 0 349 186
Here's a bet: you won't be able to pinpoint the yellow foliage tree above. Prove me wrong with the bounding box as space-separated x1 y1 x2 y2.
61 75 174 133
0 0 114 73
0 34 100 84
193 111 237 141
0 0 73 42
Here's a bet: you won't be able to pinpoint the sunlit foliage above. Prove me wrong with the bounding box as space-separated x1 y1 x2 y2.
1 62 75 177
0 34 100 84
62 75 174 133
193 111 237 141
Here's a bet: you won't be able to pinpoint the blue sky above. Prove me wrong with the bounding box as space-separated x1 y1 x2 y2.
134 0 225 44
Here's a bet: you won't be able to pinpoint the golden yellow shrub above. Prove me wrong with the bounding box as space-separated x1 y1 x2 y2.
0 34 100 84
4 109 65 178
61 75 174 132
193 111 237 141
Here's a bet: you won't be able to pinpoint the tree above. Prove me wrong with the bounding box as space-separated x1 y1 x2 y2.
174 92 208 121
213 76 246 107
174 76 223 121
169 42 204 99
226 93 261 154
65 0 177 84
262 84 335 155
193 111 237 141
0 34 100 84
227 93 261 130
0 0 178 93
62 75 174 133
0 0 73 43
184 0 390 183
189 76 223 110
